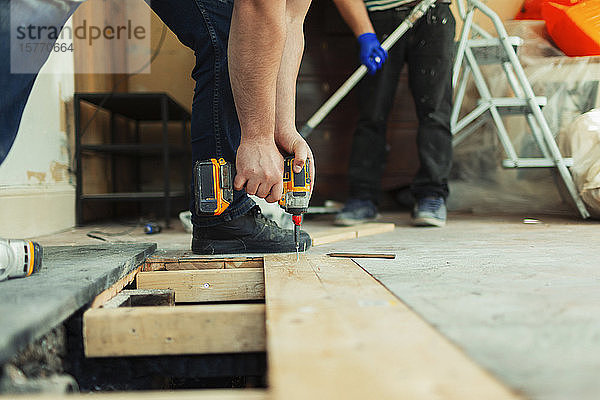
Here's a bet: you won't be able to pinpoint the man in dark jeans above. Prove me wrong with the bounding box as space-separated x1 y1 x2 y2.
333 0 455 227
1 0 314 253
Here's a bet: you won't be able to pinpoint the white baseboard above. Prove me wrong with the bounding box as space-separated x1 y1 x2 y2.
0 185 75 238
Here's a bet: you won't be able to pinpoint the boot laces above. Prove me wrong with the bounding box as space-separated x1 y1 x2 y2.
252 206 280 229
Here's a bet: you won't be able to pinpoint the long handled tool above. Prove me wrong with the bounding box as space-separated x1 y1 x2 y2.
300 0 437 138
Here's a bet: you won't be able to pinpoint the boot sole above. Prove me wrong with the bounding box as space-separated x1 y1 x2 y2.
192 238 312 255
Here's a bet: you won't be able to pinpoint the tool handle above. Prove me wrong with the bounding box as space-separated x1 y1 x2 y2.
300 0 437 138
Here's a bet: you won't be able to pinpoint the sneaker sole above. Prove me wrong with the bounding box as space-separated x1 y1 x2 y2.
412 216 446 227
333 214 380 227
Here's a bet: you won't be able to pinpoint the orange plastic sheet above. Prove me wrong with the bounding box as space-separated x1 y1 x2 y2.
542 1 600 56
516 0 581 20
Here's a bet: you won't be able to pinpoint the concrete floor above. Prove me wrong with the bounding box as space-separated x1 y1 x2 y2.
33 212 600 400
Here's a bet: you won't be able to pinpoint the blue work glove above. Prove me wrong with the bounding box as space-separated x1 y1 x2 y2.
357 32 387 75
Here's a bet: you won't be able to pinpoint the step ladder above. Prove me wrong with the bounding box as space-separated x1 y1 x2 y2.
451 0 590 219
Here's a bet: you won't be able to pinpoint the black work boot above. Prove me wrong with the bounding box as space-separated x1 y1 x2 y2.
192 206 312 255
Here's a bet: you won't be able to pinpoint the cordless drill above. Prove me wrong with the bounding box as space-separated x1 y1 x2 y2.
0 238 43 282
194 156 312 259
279 156 311 260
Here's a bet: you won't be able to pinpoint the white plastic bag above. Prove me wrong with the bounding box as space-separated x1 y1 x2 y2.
561 109 600 218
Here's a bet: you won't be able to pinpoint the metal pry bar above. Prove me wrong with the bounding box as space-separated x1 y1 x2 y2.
300 0 437 138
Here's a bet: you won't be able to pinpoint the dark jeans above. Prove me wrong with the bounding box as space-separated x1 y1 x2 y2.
0 0 253 227
348 4 455 203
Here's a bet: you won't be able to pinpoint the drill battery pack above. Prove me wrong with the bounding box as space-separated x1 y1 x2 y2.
194 158 234 216
279 156 311 215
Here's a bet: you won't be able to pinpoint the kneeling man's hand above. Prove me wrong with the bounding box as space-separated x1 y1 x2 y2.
234 138 285 203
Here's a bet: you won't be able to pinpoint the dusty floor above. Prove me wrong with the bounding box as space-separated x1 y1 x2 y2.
32 212 600 400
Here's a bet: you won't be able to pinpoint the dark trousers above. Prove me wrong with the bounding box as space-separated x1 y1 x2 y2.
348 4 455 203
0 0 254 226
150 0 255 226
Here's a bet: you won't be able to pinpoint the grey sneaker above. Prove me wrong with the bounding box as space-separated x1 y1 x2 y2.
334 199 378 226
412 196 447 227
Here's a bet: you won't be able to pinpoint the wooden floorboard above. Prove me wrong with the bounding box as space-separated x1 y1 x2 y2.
136 269 265 302
263 254 520 400
83 304 266 357
310 223 395 246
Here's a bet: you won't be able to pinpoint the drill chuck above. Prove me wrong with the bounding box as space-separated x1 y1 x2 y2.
0 238 43 282
292 214 303 226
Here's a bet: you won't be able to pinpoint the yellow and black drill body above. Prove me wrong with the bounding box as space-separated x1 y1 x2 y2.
194 156 311 258
193 158 234 216
279 156 312 258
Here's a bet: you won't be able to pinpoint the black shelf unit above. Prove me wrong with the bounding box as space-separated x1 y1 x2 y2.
75 93 191 227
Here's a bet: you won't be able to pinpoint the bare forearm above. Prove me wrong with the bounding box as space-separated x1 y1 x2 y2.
275 6 308 135
332 0 374 37
274 0 315 178
228 0 286 142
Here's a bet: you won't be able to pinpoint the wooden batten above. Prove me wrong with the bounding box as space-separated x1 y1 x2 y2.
83 304 266 357
136 269 265 302
143 255 264 272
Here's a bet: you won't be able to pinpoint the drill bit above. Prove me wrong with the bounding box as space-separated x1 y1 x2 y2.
294 223 300 261
292 214 303 262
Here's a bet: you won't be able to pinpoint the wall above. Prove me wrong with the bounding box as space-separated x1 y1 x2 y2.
451 0 524 35
128 12 195 112
0 26 75 238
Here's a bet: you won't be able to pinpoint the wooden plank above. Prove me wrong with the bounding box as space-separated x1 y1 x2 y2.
143 256 263 272
136 269 264 302
89 265 141 308
159 260 224 271
224 259 264 269
162 259 263 271
101 291 132 309
102 289 176 309
11 389 267 399
83 304 266 357
311 229 356 246
310 223 395 246
126 289 175 307
263 254 520 400
327 252 396 259
355 222 395 238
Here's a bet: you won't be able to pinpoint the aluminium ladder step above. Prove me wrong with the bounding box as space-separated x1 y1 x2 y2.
477 96 547 115
469 36 523 64
502 158 574 169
